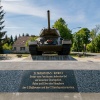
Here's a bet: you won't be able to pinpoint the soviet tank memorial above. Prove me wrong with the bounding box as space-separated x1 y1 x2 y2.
28 10 71 56
1 0 100 100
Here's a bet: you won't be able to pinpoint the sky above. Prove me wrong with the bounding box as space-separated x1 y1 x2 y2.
1 0 100 37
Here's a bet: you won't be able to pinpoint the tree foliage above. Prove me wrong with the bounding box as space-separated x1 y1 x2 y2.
25 36 38 46
86 25 100 52
90 25 100 40
72 28 90 52
93 34 100 52
53 18 72 40
26 33 29 36
0 5 6 53
87 34 100 52
10 35 14 45
3 43 12 50
14 35 18 42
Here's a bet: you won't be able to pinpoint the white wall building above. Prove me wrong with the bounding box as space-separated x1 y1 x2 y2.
13 36 31 53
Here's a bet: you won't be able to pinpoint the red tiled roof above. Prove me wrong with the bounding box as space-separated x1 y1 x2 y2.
13 36 31 47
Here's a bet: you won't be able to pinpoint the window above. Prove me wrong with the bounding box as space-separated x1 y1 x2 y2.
20 47 25 51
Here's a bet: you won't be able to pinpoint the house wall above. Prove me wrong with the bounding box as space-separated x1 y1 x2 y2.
13 47 29 53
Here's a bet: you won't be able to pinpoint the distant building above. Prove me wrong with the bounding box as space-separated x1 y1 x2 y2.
13 36 31 53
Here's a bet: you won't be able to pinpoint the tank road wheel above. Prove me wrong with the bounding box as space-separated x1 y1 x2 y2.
29 45 37 55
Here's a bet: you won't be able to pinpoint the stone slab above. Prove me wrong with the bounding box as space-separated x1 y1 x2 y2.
31 55 76 60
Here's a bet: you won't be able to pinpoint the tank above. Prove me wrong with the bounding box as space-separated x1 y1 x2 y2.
28 10 71 55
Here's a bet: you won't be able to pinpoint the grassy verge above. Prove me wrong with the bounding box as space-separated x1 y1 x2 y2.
22 54 29 57
16 54 29 57
70 52 89 58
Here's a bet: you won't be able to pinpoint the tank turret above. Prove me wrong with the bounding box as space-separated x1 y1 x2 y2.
40 10 60 37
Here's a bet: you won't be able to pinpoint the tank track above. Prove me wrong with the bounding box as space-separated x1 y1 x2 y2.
29 45 42 55
29 44 71 56
58 44 71 55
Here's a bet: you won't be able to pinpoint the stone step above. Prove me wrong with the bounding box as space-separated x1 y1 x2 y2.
31 55 75 60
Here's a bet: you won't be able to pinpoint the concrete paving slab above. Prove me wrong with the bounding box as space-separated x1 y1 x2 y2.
0 93 100 100
0 61 100 70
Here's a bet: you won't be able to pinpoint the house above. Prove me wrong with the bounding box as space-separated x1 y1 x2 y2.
13 36 31 53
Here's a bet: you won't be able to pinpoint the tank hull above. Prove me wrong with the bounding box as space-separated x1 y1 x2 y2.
37 45 62 52
29 44 71 55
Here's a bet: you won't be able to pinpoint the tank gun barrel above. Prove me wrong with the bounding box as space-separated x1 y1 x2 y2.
47 10 50 30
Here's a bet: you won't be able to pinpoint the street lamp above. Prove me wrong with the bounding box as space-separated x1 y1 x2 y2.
71 27 81 33
71 27 81 31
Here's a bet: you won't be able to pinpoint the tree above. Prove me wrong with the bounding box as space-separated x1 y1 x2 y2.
90 25 100 40
4 34 10 45
3 43 12 50
72 32 83 52
5 34 8 40
92 34 100 52
86 25 100 53
10 35 14 45
53 18 72 40
14 35 17 42
0 4 6 53
86 42 95 52
78 28 90 45
26 33 29 36
72 28 90 52
22 33 25 37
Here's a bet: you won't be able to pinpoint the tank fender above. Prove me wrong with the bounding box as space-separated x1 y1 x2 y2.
28 41 38 45
62 40 72 44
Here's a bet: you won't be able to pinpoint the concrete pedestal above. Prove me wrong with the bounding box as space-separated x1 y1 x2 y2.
0 59 100 100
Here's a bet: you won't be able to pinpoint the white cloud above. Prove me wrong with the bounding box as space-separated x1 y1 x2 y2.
2 0 87 23
2 1 47 19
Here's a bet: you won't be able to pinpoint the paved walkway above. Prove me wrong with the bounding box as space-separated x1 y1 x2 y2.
74 56 100 62
0 53 100 62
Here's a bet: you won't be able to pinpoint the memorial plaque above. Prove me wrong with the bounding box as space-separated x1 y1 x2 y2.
19 70 78 92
